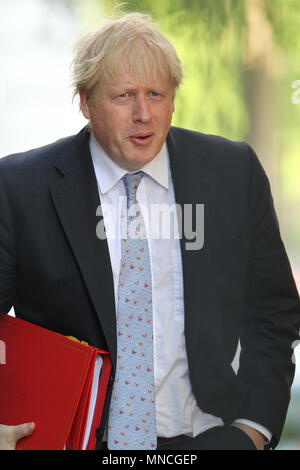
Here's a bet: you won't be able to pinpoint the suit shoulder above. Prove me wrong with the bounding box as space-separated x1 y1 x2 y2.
0 133 78 174
169 126 252 164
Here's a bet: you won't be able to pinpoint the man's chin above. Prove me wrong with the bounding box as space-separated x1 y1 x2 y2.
121 150 158 171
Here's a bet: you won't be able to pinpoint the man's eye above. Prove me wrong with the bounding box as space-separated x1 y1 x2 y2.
119 93 130 98
150 91 159 97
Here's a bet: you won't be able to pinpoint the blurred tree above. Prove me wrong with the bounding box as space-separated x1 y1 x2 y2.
244 0 276 184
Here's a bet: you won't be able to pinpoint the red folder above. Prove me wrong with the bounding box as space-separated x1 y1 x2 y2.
0 313 111 450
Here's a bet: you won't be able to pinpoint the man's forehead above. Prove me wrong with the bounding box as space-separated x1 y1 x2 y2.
101 66 171 90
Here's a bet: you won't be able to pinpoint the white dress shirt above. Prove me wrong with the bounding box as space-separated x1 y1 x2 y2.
89 132 271 443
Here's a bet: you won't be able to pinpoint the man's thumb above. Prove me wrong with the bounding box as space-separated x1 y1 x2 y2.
13 422 35 442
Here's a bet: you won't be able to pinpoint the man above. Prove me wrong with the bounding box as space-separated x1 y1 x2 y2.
0 12 299 451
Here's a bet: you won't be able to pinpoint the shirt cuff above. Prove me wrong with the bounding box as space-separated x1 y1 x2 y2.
233 419 272 443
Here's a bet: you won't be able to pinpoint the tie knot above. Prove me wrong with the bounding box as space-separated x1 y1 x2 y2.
123 171 144 200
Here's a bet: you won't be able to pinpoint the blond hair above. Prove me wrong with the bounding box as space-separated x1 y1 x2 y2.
71 12 183 100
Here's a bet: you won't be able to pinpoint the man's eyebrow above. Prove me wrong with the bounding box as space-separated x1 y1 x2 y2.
109 84 136 93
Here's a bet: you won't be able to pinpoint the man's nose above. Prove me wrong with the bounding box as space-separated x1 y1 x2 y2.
132 96 152 123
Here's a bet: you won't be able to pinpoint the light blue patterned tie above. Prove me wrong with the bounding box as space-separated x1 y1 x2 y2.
107 171 157 450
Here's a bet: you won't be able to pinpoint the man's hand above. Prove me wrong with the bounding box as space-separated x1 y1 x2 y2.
232 423 265 450
0 423 35 450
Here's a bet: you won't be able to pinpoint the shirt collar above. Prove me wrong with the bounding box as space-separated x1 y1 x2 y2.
89 131 169 194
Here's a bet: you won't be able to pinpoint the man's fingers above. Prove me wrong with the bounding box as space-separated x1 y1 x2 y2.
13 422 35 442
0 422 35 450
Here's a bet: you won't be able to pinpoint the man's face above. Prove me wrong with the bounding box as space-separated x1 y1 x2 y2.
80 66 175 171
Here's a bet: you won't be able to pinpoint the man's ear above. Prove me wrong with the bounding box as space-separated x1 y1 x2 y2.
171 91 175 115
79 90 91 120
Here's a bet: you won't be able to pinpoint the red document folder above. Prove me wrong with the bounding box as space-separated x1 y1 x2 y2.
0 313 111 450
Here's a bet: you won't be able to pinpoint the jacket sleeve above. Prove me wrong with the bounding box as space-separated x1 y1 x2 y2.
237 143 300 448
0 165 16 313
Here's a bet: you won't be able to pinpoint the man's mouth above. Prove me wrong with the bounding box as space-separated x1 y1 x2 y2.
130 133 154 145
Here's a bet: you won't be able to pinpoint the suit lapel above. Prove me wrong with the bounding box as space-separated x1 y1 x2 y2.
49 128 117 366
167 128 224 370
167 127 215 312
